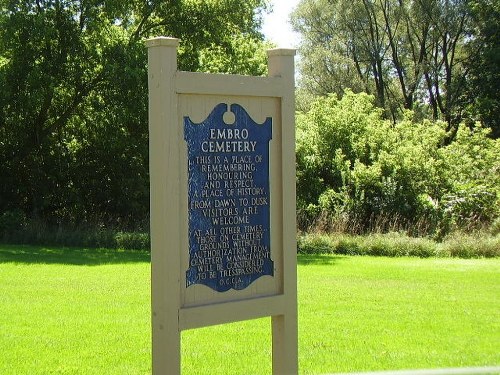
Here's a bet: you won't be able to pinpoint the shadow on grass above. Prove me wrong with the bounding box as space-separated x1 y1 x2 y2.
1 244 346 267
297 253 345 266
0 244 150 265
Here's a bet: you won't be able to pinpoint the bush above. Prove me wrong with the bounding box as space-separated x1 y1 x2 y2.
490 218 500 236
296 92 500 236
297 231 498 258
440 234 500 258
114 232 150 250
0 210 26 235
297 233 336 254
336 236 364 256
0 219 150 251
363 233 438 257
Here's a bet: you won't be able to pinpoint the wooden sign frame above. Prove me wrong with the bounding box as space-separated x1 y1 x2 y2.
146 37 297 375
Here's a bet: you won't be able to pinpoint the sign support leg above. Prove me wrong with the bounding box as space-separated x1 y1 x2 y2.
146 37 182 375
268 49 298 375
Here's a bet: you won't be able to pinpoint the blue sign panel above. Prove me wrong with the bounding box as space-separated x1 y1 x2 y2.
184 103 274 292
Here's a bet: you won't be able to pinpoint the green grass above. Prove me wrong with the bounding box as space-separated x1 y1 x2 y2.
0 245 151 374
0 245 499 374
298 255 499 373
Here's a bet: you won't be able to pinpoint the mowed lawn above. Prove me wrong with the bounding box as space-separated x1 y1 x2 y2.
0 245 498 374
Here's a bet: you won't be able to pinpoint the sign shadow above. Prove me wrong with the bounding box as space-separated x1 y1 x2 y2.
0 244 150 266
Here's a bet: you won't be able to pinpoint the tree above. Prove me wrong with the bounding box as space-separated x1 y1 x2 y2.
463 0 500 138
296 91 500 234
291 0 475 130
0 0 269 227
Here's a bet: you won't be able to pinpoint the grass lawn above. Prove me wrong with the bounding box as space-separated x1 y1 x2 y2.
0 245 498 374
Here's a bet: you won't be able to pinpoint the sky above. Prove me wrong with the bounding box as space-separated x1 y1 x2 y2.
261 0 302 49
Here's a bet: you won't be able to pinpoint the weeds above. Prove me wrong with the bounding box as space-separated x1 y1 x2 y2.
0 221 149 251
2 217 498 258
298 231 499 258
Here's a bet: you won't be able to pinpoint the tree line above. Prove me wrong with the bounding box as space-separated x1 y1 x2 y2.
292 0 499 138
0 0 498 240
0 0 269 233
291 0 499 236
296 91 499 236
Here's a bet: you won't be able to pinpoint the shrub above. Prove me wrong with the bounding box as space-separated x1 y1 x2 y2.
0 219 150 251
336 236 364 256
363 233 438 258
296 93 442 234
297 233 336 254
0 210 26 235
296 92 500 236
441 234 500 258
490 217 500 236
114 231 150 250
442 184 499 230
297 231 497 258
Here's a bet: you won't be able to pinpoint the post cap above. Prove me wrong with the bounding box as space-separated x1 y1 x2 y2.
267 48 296 57
145 37 180 48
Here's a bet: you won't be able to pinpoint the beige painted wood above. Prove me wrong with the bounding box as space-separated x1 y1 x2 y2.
147 37 297 375
176 71 285 97
179 294 286 330
268 48 299 375
146 37 181 375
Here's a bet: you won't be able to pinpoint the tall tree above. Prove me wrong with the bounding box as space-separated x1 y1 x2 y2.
292 0 474 129
0 0 269 227
463 0 500 138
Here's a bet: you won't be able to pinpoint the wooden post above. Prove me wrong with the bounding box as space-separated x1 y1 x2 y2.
268 48 298 375
146 37 181 375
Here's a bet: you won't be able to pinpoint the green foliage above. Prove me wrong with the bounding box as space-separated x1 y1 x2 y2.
297 233 338 255
0 210 26 235
198 35 271 76
440 124 500 230
114 231 150 250
292 0 490 131
0 221 117 248
0 0 269 230
296 91 500 235
0 220 151 250
441 233 500 258
464 0 500 137
298 232 500 258
490 217 500 236
442 184 498 229
298 232 439 257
